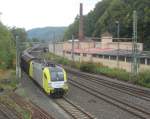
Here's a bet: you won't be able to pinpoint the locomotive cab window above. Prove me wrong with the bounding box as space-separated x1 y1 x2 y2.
50 68 64 82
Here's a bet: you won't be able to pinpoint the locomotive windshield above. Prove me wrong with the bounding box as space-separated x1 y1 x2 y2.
50 68 64 81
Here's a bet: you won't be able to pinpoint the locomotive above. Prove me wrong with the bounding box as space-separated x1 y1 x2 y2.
20 48 68 97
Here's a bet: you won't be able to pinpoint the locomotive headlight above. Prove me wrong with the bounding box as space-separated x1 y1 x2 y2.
48 82 52 87
48 80 52 87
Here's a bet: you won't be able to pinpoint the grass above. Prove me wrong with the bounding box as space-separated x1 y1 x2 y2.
15 88 27 98
80 62 131 81
136 70 150 88
44 52 150 88
0 69 18 90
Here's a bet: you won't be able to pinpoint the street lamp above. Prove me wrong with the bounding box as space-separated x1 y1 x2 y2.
115 21 120 38
115 21 120 68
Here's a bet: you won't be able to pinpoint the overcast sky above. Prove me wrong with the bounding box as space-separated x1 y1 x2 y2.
0 0 100 30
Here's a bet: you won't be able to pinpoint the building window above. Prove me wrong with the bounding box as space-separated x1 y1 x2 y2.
83 53 87 57
92 54 97 57
126 57 132 62
119 56 125 61
75 53 80 56
66 51 71 54
140 58 145 64
147 58 150 65
104 55 109 59
98 55 103 58
110 56 116 60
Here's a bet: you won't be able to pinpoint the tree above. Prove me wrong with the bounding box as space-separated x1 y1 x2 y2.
63 16 79 40
0 23 15 69
10 27 27 42
31 38 40 42
64 0 150 50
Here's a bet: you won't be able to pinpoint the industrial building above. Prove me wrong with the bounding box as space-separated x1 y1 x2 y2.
49 3 150 72
49 33 150 72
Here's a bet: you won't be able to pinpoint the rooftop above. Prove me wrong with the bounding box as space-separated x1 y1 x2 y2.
64 48 150 58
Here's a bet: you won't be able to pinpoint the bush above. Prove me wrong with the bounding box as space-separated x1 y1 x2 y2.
70 61 81 69
80 62 96 73
0 51 15 69
136 70 150 88
56 57 69 65
115 69 130 81
95 66 130 81
0 70 18 90
80 62 130 81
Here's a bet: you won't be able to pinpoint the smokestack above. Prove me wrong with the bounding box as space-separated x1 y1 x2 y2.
79 3 84 41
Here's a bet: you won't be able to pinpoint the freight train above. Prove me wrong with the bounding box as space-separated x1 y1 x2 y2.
20 47 68 97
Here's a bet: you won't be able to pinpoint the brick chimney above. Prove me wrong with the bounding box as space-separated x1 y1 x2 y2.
79 3 84 41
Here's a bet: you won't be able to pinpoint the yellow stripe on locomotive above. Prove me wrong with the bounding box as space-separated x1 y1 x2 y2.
43 67 51 94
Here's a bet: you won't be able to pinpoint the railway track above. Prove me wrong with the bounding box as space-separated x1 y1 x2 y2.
22 72 95 119
68 77 150 119
10 93 55 119
30 102 55 119
0 103 20 119
29 46 150 119
67 69 150 101
55 97 96 119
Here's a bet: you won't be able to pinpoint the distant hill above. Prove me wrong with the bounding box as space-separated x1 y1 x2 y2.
27 27 66 41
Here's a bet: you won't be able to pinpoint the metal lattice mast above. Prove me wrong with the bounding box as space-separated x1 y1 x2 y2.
131 10 139 77
71 35 75 61
16 36 21 80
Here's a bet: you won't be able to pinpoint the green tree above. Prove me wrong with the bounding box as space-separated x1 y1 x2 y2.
0 23 15 69
63 15 79 40
64 0 150 50
10 27 27 42
31 38 40 42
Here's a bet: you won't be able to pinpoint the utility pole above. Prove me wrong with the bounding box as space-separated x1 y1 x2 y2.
53 32 55 54
16 36 20 80
131 10 139 78
116 21 120 68
71 35 75 61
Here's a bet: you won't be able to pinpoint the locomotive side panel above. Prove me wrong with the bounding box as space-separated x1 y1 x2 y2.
29 61 33 78
32 62 43 87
